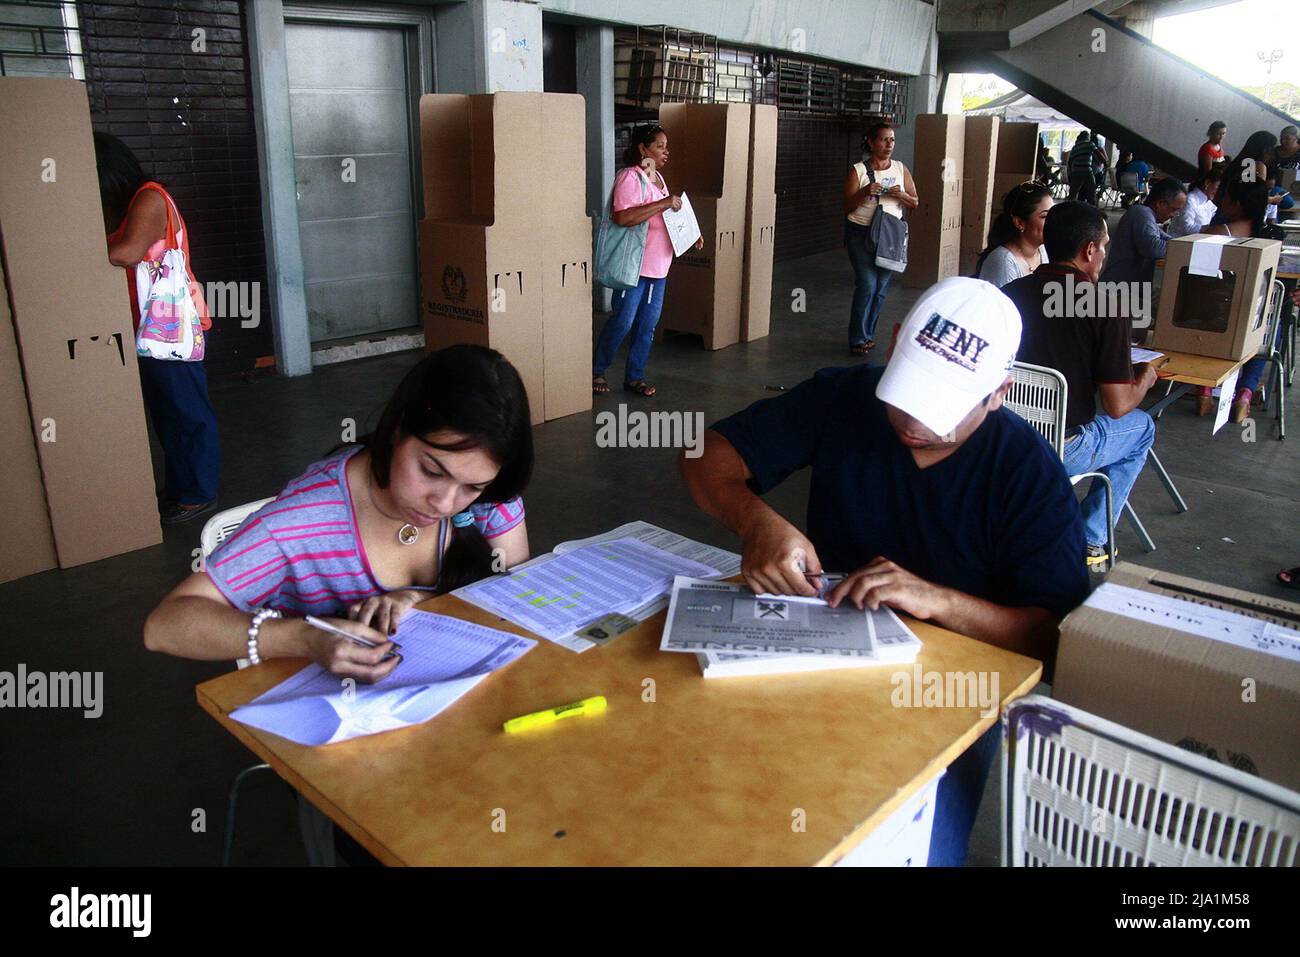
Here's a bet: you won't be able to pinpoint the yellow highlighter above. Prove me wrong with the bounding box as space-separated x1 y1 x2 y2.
503 695 607 734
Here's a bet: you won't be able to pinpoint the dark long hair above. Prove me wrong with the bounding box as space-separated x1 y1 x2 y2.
1221 179 1270 237
974 182 1052 275
360 345 533 592
93 131 149 232
622 124 665 168
1220 130 1277 190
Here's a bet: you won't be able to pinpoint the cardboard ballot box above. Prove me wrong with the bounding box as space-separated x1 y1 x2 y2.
1151 235 1280 361
657 103 751 350
418 92 591 424
0 77 162 583
1054 564 1300 792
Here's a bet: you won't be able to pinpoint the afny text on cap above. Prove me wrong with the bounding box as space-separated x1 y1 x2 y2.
875 277 1023 437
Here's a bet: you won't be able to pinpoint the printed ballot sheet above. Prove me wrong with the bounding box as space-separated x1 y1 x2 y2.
661 576 920 658
457 537 720 648
661 191 702 256
230 611 535 746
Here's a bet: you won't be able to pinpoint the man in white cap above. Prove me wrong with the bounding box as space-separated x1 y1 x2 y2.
681 276 1088 865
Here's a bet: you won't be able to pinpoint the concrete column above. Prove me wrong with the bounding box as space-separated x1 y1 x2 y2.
895 27 942 170
246 0 312 376
1113 2 1156 39
435 0 544 93
576 24 613 311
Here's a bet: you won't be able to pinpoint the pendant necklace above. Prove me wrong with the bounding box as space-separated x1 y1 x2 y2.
366 473 421 546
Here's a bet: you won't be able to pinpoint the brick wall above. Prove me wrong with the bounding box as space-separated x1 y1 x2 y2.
78 0 272 376
774 116 874 263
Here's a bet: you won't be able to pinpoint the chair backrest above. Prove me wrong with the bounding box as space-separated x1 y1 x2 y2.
199 497 276 560
1006 361 1070 458
1260 278 1285 360
1003 695 1300 866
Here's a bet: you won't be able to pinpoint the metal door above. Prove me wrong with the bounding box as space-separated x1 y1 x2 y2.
285 20 418 342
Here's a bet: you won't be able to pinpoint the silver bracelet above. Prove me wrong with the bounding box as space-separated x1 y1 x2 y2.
247 607 282 665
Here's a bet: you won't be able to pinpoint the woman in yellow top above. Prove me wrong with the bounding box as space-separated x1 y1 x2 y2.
842 122 918 355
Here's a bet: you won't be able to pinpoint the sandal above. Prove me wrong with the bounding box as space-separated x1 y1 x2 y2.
849 340 874 356
623 379 657 397
592 375 610 395
1278 566 1300 590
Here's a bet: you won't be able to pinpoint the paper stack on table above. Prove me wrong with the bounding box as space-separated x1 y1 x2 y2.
659 577 922 678
456 534 726 651
230 611 535 746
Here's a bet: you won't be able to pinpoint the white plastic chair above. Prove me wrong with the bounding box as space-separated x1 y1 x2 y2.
199 497 275 865
1003 695 1300 866
1006 362 1126 567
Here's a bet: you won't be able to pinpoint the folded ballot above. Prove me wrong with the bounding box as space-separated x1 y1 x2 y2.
231 611 535 745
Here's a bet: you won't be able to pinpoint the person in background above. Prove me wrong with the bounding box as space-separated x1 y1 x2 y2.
975 182 1053 288
1272 125 1298 172
1205 181 1280 422
1099 177 1186 285
1213 131 1276 207
592 124 703 399
1199 121 1228 173
842 121 919 356
1005 202 1159 573
1168 167 1223 238
1038 142 1059 186
1091 132 1109 198
95 132 221 525
680 277 1088 866
1116 151 1151 208
1067 132 1105 205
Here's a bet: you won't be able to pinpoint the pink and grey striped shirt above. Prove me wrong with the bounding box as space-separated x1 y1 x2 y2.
206 446 525 615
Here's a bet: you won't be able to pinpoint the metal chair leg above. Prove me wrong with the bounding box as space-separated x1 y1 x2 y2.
1147 450 1187 513
1272 355 1286 440
1123 501 1156 553
222 762 273 867
1071 470 1116 568
1154 380 1173 421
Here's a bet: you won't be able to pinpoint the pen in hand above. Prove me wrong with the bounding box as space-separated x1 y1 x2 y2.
304 615 401 662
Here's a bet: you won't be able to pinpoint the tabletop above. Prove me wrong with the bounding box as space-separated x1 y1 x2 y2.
196 591 1043 866
1153 349 1253 388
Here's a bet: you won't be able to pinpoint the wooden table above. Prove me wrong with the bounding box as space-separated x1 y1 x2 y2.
197 592 1042 866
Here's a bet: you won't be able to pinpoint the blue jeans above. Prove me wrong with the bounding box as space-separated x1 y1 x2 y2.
1062 409 1155 548
1237 322 1285 395
845 221 894 346
928 724 1000 866
137 355 221 504
592 275 666 383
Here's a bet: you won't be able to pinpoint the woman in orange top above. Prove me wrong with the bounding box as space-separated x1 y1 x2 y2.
95 132 220 524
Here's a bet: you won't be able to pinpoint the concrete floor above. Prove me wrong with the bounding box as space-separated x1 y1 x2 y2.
2 246 1295 866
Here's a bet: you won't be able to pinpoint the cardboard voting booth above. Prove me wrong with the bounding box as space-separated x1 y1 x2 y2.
1055 564 1300 792
741 104 777 342
657 103 751 350
905 114 965 289
1152 235 1280 361
418 92 592 425
960 116 999 278
0 77 162 583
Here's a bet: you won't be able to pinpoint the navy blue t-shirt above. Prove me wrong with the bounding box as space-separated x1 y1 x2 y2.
710 365 1089 618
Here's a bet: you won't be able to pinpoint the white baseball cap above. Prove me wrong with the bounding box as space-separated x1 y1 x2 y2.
875 277 1022 437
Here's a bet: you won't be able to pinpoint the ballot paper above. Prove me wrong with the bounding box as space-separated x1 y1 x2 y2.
661 191 702 257
1130 346 1164 365
1212 368 1240 434
1187 234 1233 277
456 537 720 649
230 611 535 746
661 576 921 660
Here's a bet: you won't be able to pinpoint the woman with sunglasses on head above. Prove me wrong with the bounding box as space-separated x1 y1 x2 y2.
975 182 1053 288
843 121 918 356
143 345 532 682
592 124 704 399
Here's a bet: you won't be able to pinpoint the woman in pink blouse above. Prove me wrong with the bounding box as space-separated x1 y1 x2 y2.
592 124 704 398
144 345 533 683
